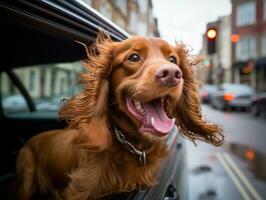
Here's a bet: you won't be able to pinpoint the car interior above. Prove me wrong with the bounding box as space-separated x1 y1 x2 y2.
0 19 88 198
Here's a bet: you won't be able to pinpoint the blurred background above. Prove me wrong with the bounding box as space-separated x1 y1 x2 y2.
79 1 265 199
1 0 266 199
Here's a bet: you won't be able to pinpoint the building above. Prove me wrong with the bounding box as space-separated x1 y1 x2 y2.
231 0 266 91
200 15 232 85
218 16 232 84
88 0 160 36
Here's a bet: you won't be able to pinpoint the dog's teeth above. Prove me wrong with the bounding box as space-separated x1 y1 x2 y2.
136 105 145 114
151 117 155 125
134 100 140 104
133 100 141 107
133 99 145 115
136 104 142 111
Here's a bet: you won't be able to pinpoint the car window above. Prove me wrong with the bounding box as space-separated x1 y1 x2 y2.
223 84 254 93
1 61 84 114
0 72 29 114
201 85 217 91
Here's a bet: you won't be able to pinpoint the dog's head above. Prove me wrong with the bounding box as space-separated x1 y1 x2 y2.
60 33 223 150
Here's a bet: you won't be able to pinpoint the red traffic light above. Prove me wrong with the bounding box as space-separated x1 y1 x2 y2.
231 34 240 43
206 28 217 54
207 29 217 39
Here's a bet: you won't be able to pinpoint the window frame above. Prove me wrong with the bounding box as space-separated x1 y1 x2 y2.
236 1 256 27
263 0 266 20
236 36 257 61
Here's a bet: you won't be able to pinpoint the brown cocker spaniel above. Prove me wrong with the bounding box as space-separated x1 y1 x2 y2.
16 33 223 200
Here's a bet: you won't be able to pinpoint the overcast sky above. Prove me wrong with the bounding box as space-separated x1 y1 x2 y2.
152 0 231 54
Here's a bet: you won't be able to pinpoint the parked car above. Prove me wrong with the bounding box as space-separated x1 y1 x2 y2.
210 83 255 111
0 1 186 200
2 95 27 113
250 92 266 116
199 84 217 104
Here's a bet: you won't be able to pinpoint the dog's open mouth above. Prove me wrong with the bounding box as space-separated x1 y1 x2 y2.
126 97 175 136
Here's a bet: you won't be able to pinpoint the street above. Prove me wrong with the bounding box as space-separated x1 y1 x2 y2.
186 104 266 200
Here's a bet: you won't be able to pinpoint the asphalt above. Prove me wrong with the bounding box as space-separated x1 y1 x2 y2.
186 104 266 200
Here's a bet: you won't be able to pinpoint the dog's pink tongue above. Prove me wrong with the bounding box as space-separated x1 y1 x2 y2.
142 99 175 134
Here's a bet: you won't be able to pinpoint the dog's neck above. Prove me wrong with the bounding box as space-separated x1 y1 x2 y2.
113 126 147 165
110 113 168 168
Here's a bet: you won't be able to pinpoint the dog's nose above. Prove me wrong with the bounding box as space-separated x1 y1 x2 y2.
155 64 182 87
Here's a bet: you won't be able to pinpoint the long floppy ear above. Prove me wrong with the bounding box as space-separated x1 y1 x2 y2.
174 43 224 146
59 32 113 150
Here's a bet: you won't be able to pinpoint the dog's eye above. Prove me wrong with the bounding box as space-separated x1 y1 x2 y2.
169 56 177 64
128 53 141 62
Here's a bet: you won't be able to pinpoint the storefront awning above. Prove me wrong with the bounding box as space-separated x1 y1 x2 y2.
255 57 266 67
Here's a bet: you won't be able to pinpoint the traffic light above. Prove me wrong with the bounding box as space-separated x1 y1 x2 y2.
206 28 217 55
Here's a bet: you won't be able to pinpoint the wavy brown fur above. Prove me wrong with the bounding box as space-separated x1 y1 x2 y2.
174 43 224 146
59 33 113 150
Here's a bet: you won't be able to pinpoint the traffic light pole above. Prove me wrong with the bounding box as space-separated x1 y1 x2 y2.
207 55 214 84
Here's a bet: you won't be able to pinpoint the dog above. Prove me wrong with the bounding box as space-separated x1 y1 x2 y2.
16 33 223 200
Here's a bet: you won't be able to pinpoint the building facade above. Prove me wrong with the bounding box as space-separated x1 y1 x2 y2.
88 0 160 37
232 0 266 91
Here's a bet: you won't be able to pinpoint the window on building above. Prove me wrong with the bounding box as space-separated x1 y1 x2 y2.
60 77 66 94
139 21 147 36
262 35 266 56
149 9 153 25
236 2 256 26
115 0 127 15
236 36 257 61
83 0 91 6
29 70 36 92
138 0 148 13
100 1 112 20
130 11 138 33
264 0 266 19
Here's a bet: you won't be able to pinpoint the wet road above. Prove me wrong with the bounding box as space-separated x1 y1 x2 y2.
186 104 266 200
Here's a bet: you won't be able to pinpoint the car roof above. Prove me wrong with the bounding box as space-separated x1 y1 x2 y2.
219 83 255 93
0 0 130 69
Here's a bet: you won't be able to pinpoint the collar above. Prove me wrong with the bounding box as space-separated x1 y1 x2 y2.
114 126 146 166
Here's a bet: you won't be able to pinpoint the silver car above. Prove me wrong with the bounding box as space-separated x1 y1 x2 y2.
211 83 255 110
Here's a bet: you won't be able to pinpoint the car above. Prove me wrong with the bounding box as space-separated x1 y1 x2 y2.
0 1 185 200
199 84 217 104
2 95 28 113
250 92 266 116
210 83 255 111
